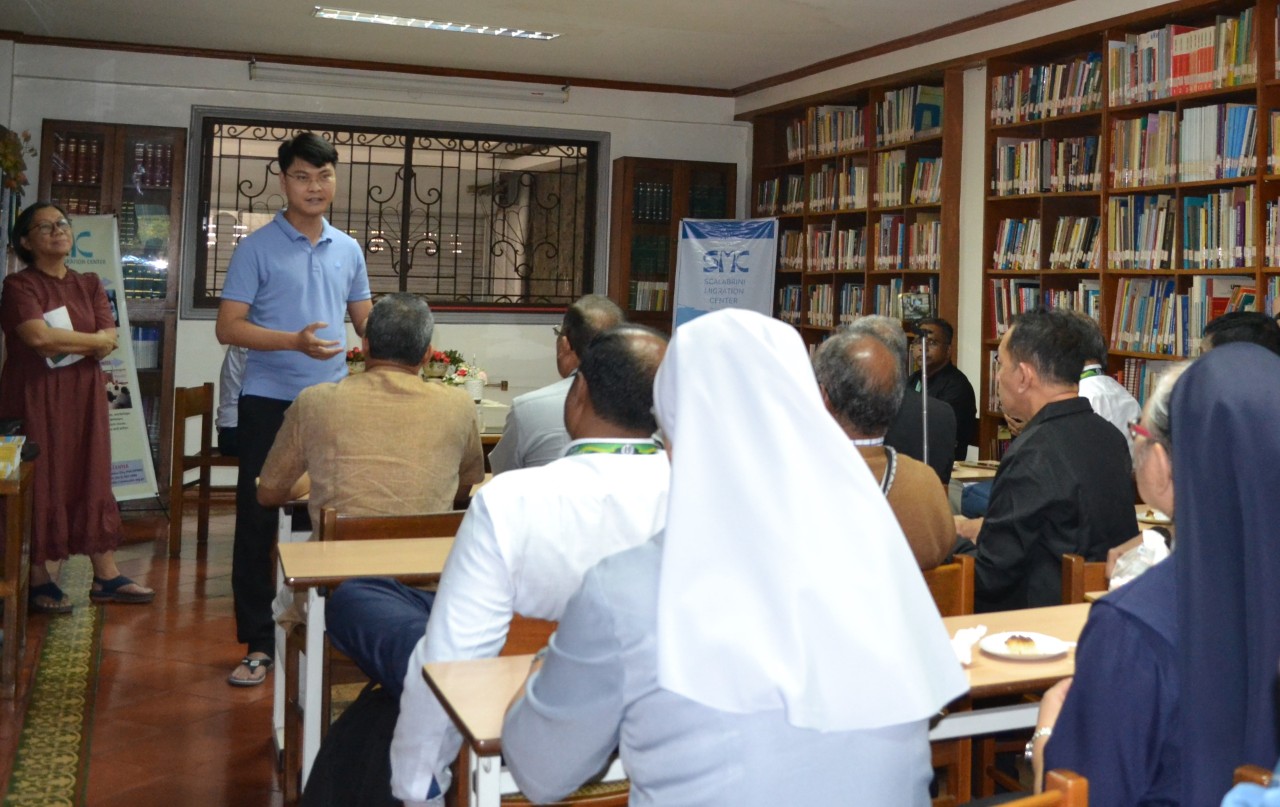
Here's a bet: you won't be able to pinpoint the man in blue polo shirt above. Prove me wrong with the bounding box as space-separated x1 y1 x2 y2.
216 131 373 686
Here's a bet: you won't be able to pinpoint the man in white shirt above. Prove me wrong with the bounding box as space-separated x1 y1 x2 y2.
487 294 623 473
1073 311 1141 455
323 324 670 806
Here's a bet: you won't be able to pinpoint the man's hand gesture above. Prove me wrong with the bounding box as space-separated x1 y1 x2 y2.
296 322 342 360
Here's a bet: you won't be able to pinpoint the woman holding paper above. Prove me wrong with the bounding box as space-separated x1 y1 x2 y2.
0 202 153 612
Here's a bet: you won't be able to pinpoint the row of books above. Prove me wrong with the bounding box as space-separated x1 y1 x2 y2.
1268 276 1280 316
805 223 868 272
1050 216 1102 270
874 280 937 319
128 141 176 189
910 157 942 205
988 277 1041 337
1189 274 1256 337
629 234 671 280
688 184 729 219
631 182 674 223
1182 187 1255 269
877 85 944 146
1119 358 1181 407
906 215 942 271
50 135 104 185
1106 10 1256 106
875 215 905 270
628 280 670 312
990 53 1103 125
992 218 1041 271
130 326 163 370
873 150 906 206
807 283 835 327
1178 103 1256 182
838 283 865 325
1110 277 1186 354
991 136 1100 195
1107 194 1176 269
807 105 867 157
1265 200 1280 267
780 230 804 270
121 262 168 299
807 159 868 212
1110 111 1178 188
1045 282 1103 321
778 286 803 324
50 195 103 215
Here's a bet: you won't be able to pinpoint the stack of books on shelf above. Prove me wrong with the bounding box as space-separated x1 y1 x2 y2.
1044 279 1102 321
838 283 865 325
807 284 834 327
910 158 942 204
908 214 941 271
990 53 1103 124
989 277 1041 337
130 142 174 188
1110 112 1179 187
808 105 866 156
632 182 673 222
786 120 806 162
992 136 1101 195
629 280 670 312
782 176 805 214
780 231 804 270
1121 357 1180 406
757 178 780 215
1111 277 1187 355
1267 277 1280 315
1182 187 1255 269
1049 216 1101 269
778 286 803 324
875 215 905 270
1265 200 1280 266
808 163 840 212
50 136 103 184
1271 111 1280 173
992 217 1041 270
840 159 869 209
1107 194 1175 269
877 85 944 146
873 279 935 318
874 150 906 205
1190 274 1255 338
1178 103 1257 181
1107 10 1256 106
807 222 838 272
839 226 868 271
628 234 670 278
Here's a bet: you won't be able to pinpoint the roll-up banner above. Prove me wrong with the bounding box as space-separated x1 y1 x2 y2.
673 218 778 329
65 215 159 501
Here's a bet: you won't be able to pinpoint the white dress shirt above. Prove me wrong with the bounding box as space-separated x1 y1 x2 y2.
390 443 671 802
1079 365 1143 456
487 376 573 473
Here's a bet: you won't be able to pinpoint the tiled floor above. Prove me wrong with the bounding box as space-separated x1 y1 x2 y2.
0 505 285 806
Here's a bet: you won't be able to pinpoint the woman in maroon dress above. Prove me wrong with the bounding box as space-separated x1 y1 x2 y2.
1 202 153 612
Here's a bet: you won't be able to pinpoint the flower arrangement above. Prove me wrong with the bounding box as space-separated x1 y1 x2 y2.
447 362 488 387
346 347 365 363
0 127 36 196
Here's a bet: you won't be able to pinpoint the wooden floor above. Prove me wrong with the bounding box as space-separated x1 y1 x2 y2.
0 505 285 806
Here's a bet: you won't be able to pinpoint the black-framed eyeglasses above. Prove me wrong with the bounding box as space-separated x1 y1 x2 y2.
29 219 72 236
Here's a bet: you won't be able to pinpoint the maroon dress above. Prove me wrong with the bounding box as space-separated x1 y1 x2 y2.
0 268 123 563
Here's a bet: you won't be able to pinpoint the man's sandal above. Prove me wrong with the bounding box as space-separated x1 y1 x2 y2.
89 575 155 604
29 581 73 614
227 655 274 687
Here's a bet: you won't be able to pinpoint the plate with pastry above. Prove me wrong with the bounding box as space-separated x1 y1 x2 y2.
979 631 1073 661
1138 507 1172 525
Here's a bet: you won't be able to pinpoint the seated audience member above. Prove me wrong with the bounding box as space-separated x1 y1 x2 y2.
217 345 248 457
257 293 484 529
1033 344 1280 806
501 309 966 806
1201 310 1280 356
813 329 954 569
323 325 671 806
908 316 976 461
955 309 1137 611
852 315 957 484
1072 311 1141 455
488 294 623 474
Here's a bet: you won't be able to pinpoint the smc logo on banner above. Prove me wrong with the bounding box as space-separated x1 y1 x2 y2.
673 218 777 328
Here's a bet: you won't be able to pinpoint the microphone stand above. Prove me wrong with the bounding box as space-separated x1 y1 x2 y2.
918 329 929 470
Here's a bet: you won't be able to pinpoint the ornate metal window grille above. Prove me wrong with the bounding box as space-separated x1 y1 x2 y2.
192 117 597 311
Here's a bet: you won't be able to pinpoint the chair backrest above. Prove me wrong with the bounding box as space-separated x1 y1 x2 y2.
923 553 975 617
1061 553 1108 605
172 382 216 461
1000 770 1089 806
318 507 467 541
501 616 558 656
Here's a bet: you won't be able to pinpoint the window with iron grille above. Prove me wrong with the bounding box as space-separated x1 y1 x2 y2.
187 112 601 314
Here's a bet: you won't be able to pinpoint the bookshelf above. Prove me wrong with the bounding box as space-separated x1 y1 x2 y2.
606 157 737 332
745 68 962 347
37 120 186 498
978 0 1279 458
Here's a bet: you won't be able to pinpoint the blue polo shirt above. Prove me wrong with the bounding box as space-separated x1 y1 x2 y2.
221 210 371 401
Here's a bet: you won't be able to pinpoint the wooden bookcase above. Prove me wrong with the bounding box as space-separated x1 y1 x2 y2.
606 157 737 332
744 68 962 349
37 120 186 497
977 0 1279 458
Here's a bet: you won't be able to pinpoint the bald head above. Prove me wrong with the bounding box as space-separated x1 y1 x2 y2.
557 294 625 377
813 331 906 439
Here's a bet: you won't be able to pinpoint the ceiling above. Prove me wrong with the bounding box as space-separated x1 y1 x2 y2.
9 0 1027 93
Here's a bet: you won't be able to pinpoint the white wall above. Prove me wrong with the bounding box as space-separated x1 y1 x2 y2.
5 44 751 403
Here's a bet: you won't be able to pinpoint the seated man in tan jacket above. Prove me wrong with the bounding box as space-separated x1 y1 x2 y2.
813 328 953 569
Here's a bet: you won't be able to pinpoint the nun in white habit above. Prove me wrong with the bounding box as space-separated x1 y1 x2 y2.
503 309 967 806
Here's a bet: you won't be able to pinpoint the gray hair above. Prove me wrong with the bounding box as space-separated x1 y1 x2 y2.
813 331 905 436
365 293 435 365
1144 360 1191 450
842 315 909 367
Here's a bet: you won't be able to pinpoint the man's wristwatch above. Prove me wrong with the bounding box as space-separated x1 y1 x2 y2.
1023 726 1053 764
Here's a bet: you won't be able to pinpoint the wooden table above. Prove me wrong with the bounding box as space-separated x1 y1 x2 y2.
277 537 454 789
951 461 999 482
424 602 1090 806
0 463 34 698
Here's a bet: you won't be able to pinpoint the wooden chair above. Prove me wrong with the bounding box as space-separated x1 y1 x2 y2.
1234 764 1274 786
999 770 1089 806
168 383 238 558
922 554 975 806
282 507 465 803
1061 554 1107 605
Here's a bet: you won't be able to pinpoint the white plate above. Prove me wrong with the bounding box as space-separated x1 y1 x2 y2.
979 631 1072 661
1138 509 1172 525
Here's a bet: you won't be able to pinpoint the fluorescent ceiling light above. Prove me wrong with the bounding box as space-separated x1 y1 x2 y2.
247 61 570 104
313 6 560 40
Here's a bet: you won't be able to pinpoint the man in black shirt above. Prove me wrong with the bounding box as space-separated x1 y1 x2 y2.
908 317 976 462
955 309 1137 611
